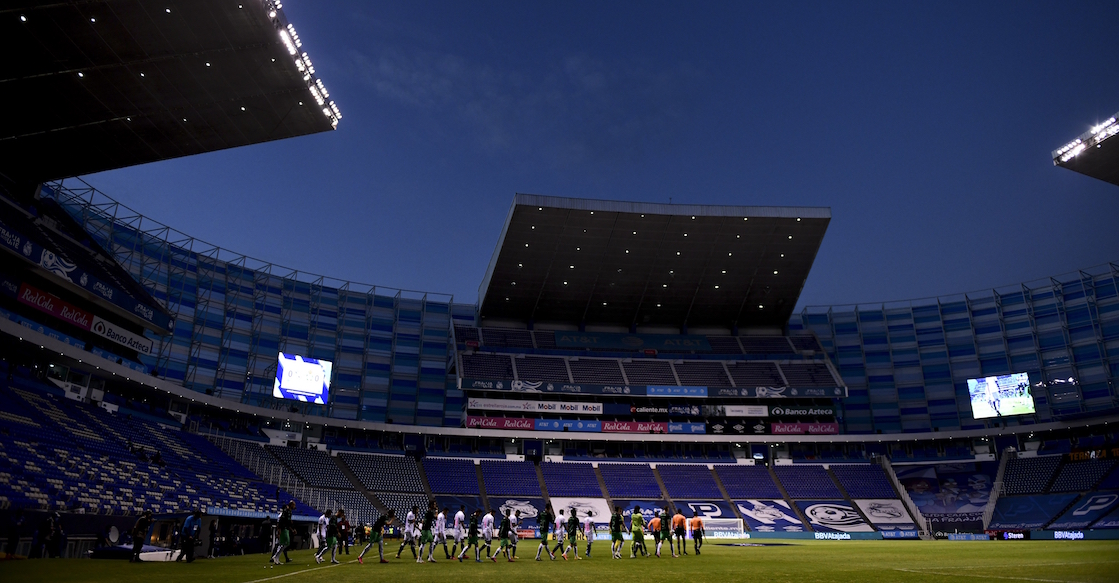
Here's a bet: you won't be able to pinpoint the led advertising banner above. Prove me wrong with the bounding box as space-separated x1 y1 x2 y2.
273 352 332 404
967 372 1035 419
467 397 603 415
736 500 805 532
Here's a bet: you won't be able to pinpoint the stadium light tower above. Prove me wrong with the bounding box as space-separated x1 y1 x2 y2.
1052 111 1119 186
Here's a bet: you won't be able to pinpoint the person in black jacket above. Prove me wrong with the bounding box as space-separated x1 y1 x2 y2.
130 510 153 563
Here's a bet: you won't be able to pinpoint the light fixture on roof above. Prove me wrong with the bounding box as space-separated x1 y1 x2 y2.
656 303 661 307
691 216 695 219
758 304 763 309
662 284 667 288
538 207 543 210
20 15 27 21
569 265 575 269
590 211 594 214
531 225 535 229
721 270 726 274
90 17 96 22
728 252 732 256
683 233 688 237
525 243 529 247
633 231 637 235
563 281 568 285
676 251 680 255
510 282 516 286
517 263 522 267
77 72 84 78
788 235 793 239
240 106 246 111
797 218 801 221
773 270 778 275
625 249 629 253
780 253 784 258
205 62 211 67
602 302 607 306
714 285 719 289
166 8 172 13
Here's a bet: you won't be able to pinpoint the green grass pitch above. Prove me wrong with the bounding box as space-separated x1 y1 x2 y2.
2 540 1117 583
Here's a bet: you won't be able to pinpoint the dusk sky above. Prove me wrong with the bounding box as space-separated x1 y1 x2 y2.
86 1 1119 310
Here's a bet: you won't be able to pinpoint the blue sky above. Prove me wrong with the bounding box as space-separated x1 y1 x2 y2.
87 1 1119 309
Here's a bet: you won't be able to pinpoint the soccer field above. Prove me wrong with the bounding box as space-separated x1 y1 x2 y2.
2 540 1117 583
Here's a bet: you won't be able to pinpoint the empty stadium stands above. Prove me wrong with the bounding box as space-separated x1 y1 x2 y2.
541 462 601 497
423 458 480 494
715 465 783 499
340 452 424 493
599 463 663 498
266 446 353 490
480 460 540 496
1003 456 1063 495
774 465 843 499
1048 458 1118 493
830 465 898 499
658 464 723 499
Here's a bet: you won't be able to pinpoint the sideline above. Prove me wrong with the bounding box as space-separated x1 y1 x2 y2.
893 567 1085 583
241 559 356 583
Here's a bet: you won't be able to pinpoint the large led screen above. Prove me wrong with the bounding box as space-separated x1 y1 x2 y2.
967 372 1034 419
273 352 332 404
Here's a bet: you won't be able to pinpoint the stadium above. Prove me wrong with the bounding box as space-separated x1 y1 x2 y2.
1 2 1118 582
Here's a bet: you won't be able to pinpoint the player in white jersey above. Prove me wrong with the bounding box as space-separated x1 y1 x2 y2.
394 506 419 560
481 510 495 558
510 505 521 557
583 510 595 557
437 506 450 559
450 505 466 558
550 509 566 557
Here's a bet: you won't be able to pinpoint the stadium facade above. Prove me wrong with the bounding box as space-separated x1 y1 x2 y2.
22 179 1119 436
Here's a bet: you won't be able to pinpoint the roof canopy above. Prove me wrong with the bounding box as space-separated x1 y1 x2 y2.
0 0 339 187
1052 112 1119 187
478 194 830 331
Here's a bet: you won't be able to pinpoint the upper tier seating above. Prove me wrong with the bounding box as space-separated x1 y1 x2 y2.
514 356 571 382
726 362 784 387
715 465 783 499
830 465 898 498
1003 456 1062 495
481 460 540 496
788 336 822 352
739 337 795 354
706 336 745 354
340 453 424 493
454 326 481 344
460 353 514 379
600 464 662 498
673 361 733 387
541 462 601 497
658 464 722 499
621 360 676 385
1049 459 1119 493
774 465 842 498
569 359 625 384
266 446 353 489
423 458 480 494
779 363 836 387
318 490 380 525
480 328 535 349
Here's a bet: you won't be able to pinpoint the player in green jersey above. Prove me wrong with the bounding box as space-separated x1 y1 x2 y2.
630 505 647 558
457 509 483 563
561 510 581 560
490 509 515 562
357 509 394 564
419 500 437 563
536 503 556 561
609 506 625 559
660 507 674 557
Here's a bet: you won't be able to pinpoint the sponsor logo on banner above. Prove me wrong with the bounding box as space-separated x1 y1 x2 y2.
1049 492 1119 529
769 406 835 417
549 498 611 526
1054 531 1085 540
533 419 601 432
602 421 667 433
771 422 839 434
814 532 852 540
666 422 706 434
18 283 92 330
467 397 602 415
90 316 154 355
647 386 708 398
465 416 535 430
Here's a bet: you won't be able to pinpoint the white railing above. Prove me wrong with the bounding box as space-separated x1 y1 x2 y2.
878 455 931 536
982 449 1012 529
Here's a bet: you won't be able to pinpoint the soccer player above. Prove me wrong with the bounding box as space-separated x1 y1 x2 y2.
583 509 595 557
437 506 451 559
660 507 674 557
395 505 419 560
457 509 483 562
419 500 437 563
506 509 520 559
314 509 339 564
481 508 495 559
450 505 466 558
672 508 687 556
609 506 624 559
630 505 647 558
550 508 566 557
690 512 704 555
561 509 581 560
536 503 555 561
649 510 662 558
357 509 394 564
271 501 296 564
490 509 515 562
